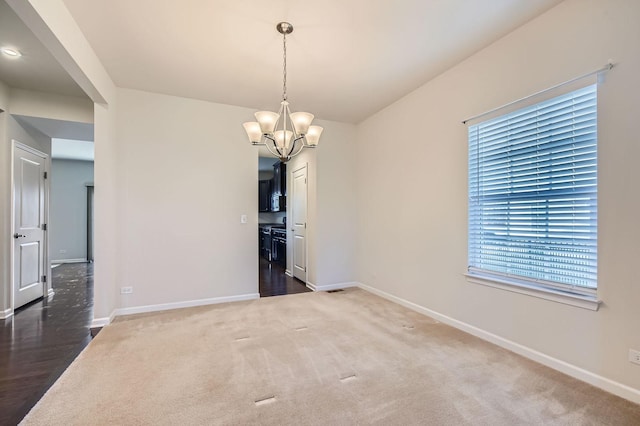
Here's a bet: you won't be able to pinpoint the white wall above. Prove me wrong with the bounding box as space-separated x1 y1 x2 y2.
356 0 640 396
115 88 260 307
7 114 51 155
0 80 7 315
315 120 357 287
9 88 93 124
112 87 358 310
284 119 357 289
0 79 9 108
50 159 94 262
93 101 119 321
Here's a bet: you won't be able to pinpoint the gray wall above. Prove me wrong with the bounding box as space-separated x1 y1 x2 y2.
50 159 94 262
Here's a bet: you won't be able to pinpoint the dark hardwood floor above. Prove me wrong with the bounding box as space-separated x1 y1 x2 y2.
259 258 311 297
0 263 94 425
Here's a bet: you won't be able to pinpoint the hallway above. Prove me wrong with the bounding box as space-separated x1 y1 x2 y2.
259 258 311 297
0 263 94 425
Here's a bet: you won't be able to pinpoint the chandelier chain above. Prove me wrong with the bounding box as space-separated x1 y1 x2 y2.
282 31 287 101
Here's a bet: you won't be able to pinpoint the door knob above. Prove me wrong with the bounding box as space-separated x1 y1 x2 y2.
13 233 25 239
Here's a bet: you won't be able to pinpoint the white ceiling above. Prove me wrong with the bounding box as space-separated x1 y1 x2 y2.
0 1 86 98
13 115 94 141
1 1 563 123
59 0 564 124
13 115 95 160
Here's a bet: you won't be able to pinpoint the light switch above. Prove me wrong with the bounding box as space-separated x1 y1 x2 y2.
240 214 248 224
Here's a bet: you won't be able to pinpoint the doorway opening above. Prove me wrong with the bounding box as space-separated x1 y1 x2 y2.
12 141 48 309
257 156 310 297
8 115 95 315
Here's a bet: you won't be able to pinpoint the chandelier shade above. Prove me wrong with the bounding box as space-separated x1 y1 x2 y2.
305 126 323 146
242 122 262 143
254 111 280 134
243 22 321 162
290 112 314 135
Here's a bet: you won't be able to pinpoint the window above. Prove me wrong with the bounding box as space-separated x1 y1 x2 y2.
468 84 597 296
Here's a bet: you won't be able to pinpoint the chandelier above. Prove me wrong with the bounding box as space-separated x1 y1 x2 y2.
243 22 322 163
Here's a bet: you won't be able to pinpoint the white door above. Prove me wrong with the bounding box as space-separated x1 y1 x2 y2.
13 144 47 308
291 165 307 282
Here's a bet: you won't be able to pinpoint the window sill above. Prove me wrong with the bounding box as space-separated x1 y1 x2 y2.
465 272 601 311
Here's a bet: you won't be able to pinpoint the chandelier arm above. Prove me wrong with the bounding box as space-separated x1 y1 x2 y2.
261 134 284 156
286 136 297 157
288 138 307 159
285 130 305 155
264 142 283 159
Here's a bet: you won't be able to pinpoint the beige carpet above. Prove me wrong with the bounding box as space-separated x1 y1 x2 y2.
22 288 640 425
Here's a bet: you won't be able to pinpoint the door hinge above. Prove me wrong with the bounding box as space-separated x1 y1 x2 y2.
42 223 47 231
43 171 48 179
42 275 47 283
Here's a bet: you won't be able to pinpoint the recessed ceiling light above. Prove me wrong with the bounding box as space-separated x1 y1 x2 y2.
1 47 22 57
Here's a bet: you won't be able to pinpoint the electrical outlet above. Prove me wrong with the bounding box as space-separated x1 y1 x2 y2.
120 286 133 294
629 349 640 365
240 214 248 224
59 249 66 254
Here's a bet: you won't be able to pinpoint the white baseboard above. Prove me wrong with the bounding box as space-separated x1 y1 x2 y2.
285 269 292 277
51 258 87 264
307 281 358 292
90 316 111 328
91 293 260 328
0 308 13 320
357 281 640 405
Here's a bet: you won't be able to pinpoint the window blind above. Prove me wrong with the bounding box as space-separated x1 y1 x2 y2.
468 84 597 292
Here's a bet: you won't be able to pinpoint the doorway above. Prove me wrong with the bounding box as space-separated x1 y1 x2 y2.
291 164 308 282
12 141 48 309
257 156 309 297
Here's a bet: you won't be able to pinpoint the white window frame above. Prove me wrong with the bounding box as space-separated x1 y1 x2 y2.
466 84 601 311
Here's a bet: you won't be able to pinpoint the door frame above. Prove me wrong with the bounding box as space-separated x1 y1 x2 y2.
290 163 308 284
10 140 51 316
86 184 94 262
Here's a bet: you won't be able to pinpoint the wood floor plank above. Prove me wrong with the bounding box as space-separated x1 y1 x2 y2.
259 257 311 297
0 263 94 426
